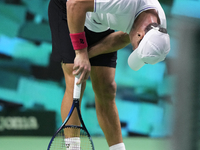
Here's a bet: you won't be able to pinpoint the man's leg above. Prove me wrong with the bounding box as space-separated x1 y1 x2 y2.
61 63 86 135
90 66 124 148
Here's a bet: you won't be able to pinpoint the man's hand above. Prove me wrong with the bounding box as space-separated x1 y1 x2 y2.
66 0 93 84
73 48 91 85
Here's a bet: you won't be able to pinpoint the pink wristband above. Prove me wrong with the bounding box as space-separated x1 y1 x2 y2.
70 32 88 50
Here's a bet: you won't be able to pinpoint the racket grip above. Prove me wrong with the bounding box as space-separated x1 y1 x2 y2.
73 73 82 99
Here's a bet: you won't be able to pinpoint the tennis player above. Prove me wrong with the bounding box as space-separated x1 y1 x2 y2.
48 0 170 149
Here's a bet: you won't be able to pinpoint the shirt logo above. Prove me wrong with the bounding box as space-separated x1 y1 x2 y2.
93 19 102 25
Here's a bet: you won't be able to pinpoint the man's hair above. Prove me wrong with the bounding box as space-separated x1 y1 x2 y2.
145 23 168 34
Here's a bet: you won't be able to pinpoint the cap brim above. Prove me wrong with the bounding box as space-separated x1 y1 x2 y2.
128 49 145 71
127 28 153 71
127 27 169 71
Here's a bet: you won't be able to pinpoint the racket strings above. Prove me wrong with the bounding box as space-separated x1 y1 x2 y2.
49 126 93 150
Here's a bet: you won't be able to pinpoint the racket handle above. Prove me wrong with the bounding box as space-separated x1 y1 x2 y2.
73 73 82 99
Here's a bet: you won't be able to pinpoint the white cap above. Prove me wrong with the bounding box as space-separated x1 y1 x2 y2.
128 26 170 71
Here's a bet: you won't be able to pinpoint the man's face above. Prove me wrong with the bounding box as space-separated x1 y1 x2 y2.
129 29 145 50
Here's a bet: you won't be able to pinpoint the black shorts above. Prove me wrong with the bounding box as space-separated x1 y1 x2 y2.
48 0 117 68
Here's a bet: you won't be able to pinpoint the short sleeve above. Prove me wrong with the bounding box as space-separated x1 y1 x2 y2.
94 0 134 14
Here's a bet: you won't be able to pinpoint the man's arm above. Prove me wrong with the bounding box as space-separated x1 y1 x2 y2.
88 31 130 58
67 0 93 33
66 0 94 84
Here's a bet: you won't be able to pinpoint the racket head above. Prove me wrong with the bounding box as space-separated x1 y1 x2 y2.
47 125 94 150
48 74 94 149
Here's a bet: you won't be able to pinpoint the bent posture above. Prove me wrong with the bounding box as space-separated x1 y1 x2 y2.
48 0 170 149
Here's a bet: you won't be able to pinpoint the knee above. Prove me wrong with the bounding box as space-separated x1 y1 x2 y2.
92 80 117 100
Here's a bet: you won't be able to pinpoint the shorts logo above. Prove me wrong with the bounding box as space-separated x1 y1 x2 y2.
80 39 84 44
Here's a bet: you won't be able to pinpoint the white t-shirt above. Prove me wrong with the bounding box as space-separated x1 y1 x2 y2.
85 0 167 33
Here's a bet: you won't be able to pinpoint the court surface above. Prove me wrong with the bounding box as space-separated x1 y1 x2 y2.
0 136 171 150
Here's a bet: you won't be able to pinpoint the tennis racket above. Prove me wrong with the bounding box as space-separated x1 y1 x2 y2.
47 74 95 150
